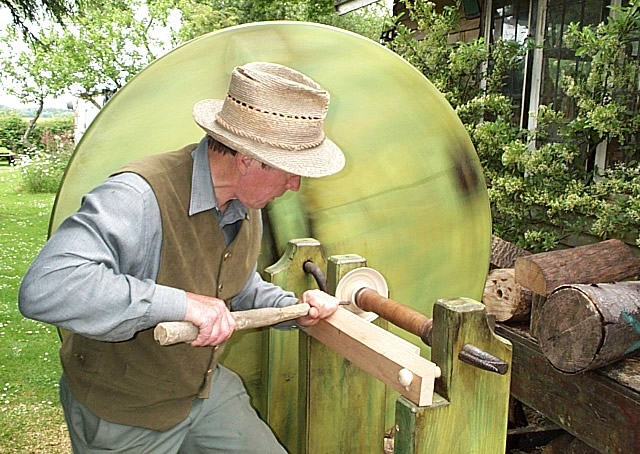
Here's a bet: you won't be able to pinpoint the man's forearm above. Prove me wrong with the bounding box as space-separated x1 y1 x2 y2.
19 175 185 341
231 270 298 311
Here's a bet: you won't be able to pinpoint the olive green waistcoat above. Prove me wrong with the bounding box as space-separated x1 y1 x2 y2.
60 144 261 431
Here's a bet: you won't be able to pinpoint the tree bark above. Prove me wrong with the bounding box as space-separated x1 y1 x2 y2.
490 235 530 269
537 281 640 373
483 268 532 322
514 239 640 296
21 97 44 146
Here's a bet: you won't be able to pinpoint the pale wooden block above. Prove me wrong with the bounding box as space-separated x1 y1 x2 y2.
304 307 440 406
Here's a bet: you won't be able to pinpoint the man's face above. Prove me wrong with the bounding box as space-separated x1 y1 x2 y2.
237 158 301 209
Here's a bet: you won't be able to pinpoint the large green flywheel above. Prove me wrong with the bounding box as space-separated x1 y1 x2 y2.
51 21 492 434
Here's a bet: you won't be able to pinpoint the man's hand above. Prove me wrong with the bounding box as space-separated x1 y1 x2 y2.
296 289 340 327
184 292 236 347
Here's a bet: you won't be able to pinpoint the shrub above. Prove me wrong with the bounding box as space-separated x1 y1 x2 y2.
0 112 74 155
17 130 73 193
388 0 640 252
33 116 74 146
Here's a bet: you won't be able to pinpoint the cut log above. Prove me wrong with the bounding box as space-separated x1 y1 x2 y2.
491 235 531 269
537 281 640 374
529 294 547 338
514 239 640 296
482 268 532 322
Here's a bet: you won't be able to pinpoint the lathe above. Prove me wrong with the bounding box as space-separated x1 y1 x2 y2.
51 21 513 453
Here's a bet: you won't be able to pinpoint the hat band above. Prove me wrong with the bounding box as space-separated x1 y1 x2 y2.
215 95 326 151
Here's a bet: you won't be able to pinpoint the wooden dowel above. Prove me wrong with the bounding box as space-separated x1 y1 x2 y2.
352 287 509 375
355 288 433 345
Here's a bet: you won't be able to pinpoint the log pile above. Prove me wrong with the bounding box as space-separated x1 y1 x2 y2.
483 237 640 373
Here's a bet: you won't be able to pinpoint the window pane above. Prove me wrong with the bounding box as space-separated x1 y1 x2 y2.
584 0 606 24
503 15 517 40
541 57 559 100
493 17 504 42
565 2 584 26
489 0 531 124
546 5 564 48
517 9 529 43
541 0 608 122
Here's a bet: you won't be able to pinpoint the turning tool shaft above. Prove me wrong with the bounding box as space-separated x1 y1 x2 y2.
155 303 311 346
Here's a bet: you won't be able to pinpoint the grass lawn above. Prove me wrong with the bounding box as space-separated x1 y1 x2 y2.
0 163 71 453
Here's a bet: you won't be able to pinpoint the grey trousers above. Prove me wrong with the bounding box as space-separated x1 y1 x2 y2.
59 366 287 453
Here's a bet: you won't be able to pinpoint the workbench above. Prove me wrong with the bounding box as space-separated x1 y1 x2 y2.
496 322 640 454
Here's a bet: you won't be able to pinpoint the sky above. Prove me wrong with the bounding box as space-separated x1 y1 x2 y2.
0 89 71 110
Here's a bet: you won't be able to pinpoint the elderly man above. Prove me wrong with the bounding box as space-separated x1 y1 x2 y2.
19 62 345 453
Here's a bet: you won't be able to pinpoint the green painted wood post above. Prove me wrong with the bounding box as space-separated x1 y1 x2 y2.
298 254 388 454
263 238 328 453
395 298 512 454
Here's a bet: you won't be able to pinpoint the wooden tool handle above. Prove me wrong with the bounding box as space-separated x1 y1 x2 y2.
154 303 311 346
355 288 433 345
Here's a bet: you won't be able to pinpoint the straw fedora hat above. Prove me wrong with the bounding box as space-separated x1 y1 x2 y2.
193 62 345 178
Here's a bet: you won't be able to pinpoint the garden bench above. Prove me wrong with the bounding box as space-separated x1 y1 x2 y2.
0 151 17 165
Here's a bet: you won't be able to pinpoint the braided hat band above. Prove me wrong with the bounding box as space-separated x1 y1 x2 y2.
193 62 345 178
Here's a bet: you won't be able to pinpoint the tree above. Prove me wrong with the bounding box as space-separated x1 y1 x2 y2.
148 0 392 45
50 1 166 108
2 1 171 111
0 27 67 145
1 0 87 41
1 0 392 146
148 0 242 45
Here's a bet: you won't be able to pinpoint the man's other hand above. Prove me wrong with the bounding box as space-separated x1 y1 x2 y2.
184 292 236 347
296 289 340 327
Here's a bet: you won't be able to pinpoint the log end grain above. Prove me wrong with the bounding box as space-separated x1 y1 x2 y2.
536 288 603 374
483 268 531 322
514 256 546 296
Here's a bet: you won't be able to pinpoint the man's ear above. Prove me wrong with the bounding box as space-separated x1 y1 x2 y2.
236 154 254 176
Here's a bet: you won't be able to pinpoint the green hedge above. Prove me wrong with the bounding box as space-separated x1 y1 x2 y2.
0 112 74 193
0 113 74 154
0 113 28 153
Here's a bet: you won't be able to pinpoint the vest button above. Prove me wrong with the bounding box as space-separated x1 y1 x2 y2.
218 283 223 291
223 252 232 260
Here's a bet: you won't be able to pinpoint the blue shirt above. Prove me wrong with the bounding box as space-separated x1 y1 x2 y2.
19 137 298 341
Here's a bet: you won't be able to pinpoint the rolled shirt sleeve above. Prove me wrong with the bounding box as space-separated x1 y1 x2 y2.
18 173 186 342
